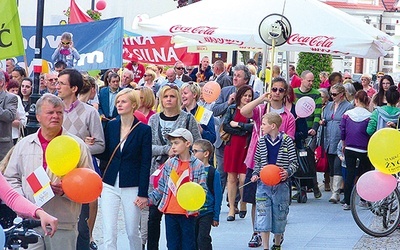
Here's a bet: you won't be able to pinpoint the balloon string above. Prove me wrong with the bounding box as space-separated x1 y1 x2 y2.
239 180 253 189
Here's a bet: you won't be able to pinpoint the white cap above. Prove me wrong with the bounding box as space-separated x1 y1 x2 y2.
165 128 193 144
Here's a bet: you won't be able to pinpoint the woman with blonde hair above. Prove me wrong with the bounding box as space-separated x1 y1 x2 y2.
136 86 156 121
247 64 264 96
99 88 151 250
181 81 216 143
360 74 376 98
140 69 157 92
321 84 353 203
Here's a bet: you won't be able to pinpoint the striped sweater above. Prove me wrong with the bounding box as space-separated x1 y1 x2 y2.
294 88 322 131
253 133 298 178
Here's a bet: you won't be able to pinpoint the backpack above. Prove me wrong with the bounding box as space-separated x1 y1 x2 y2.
206 166 215 195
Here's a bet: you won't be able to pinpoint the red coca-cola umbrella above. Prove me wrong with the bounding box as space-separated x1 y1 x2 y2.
133 0 398 59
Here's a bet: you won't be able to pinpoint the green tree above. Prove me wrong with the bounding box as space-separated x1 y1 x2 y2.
296 52 333 88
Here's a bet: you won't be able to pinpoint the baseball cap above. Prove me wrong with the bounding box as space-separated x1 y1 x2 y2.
165 128 193 144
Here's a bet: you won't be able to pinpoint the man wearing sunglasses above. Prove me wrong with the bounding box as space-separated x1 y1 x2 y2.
174 61 192 83
293 70 323 199
44 72 59 96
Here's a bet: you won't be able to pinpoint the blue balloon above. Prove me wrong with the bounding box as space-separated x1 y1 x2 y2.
0 224 5 248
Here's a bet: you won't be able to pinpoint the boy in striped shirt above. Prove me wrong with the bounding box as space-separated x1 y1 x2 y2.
251 113 298 250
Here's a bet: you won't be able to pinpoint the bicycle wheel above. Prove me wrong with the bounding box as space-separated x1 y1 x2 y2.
350 186 400 237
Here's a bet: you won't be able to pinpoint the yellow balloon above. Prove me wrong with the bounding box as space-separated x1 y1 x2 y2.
45 135 81 176
177 182 206 211
367 128 400 174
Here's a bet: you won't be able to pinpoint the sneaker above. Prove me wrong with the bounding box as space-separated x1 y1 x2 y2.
313 188 322 199
342 203 351 210
271 244 281 250
248 233 262 248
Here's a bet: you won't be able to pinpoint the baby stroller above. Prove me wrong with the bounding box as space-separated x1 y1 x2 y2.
291 143 316 203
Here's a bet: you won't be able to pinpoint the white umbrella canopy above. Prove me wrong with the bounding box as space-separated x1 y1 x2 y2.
134 0 399 59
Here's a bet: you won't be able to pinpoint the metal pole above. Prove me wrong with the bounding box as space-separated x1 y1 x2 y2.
91 0 95 10
26 0 45 135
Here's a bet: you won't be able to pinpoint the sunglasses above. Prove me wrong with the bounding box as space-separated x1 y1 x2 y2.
330 92 342 97
344 77 352 80
61 42 70 45
175 67 184 70
271 87 285 93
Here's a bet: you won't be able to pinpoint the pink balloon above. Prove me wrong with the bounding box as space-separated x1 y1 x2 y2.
356 170 397 202
295 96 316 118
96 0 107 11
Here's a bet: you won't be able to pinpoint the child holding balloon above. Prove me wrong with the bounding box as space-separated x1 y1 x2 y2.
148 128 207 250
251 113 298 250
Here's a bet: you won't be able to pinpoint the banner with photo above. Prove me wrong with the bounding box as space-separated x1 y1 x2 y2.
11 17 123 75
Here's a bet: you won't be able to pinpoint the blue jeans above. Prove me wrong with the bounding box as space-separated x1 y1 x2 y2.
255 181 290 234
165 214 196 250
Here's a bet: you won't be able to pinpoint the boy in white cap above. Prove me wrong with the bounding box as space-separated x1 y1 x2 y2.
148 128 207 249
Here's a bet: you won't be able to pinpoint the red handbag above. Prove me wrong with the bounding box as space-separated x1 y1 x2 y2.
315 146 329 172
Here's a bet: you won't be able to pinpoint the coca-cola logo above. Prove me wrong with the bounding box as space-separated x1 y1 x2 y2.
287 34 334 48
169 25 217 36
202 37 244 46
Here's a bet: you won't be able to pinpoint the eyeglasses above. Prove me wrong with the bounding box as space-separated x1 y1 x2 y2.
377 76 383 78
186 68 194 71
361 78 369 81
330 92 342 97
175 67 184 70
61 42 70 45
192 149 205 154
271 87 285 93
344 77 352 80
55 81 68 86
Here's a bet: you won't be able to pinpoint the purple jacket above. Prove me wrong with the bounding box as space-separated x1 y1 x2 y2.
340 107 371 151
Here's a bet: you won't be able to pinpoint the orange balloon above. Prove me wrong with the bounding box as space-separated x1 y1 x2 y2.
260 164 281 186
202 81 221 103
62 168 103 203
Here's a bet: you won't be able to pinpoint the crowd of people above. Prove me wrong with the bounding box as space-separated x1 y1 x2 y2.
0 48 398 250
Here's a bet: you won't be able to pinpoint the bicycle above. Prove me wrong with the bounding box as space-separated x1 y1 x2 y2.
3 218 44 250
350 185 400 237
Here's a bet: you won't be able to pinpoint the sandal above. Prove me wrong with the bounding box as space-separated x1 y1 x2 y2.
90 241 98 250
239 210 247 218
